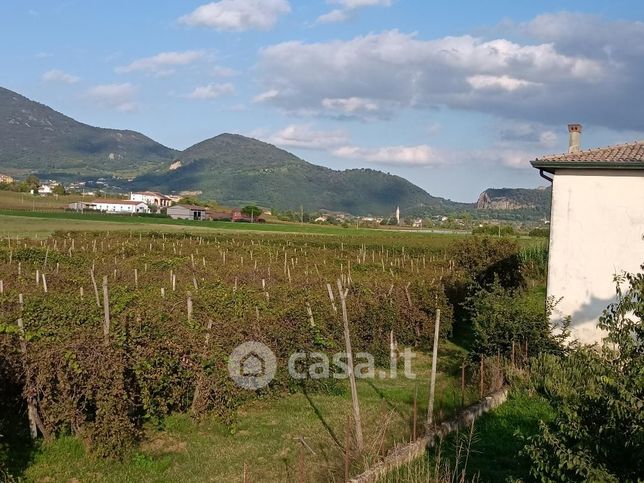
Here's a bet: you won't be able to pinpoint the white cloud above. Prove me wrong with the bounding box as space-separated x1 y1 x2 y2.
332 144 441 166
317 9 349 23
317 0 391 23
539 130 558 148
42 69 79 84
179 0 290 31
321 97 381 114
467 75 539 92
253 89 280 103
86 83 137 112
264 124 349 149
117 50 206 76
256 24 644 130
186 83 235 99
335 0 392 7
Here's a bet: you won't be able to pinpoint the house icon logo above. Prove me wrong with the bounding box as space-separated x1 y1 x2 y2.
228 341 277 390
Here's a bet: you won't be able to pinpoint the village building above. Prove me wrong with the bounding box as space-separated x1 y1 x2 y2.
531 124 644 344
206 210 232 221
37 184 55 195
231 209 265 223
85 199 150 214
167 204 207 220
0 174 14 184
130 191 171 208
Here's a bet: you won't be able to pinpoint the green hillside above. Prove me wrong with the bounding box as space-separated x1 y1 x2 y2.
0 87 176 177
133 134 465 215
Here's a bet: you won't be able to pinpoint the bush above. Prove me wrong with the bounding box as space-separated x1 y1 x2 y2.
528 227 549 238
468 282 566 358
524 265 644 482
450 237 524 291
471 225 515 236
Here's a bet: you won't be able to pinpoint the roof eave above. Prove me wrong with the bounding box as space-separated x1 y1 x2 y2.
531 160 644 173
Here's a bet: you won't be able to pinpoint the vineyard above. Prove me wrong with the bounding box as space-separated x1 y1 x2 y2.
0 230 525 481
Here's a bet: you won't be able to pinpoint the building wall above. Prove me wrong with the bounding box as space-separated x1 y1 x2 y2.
548 169 644 344
167 206 191 219
93 203 148 213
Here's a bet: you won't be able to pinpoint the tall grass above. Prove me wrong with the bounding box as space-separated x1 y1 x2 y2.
520 243 548 279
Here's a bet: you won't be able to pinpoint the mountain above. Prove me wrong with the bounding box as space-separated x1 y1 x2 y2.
0 86 176 177
0 85 471 216
476 187 551 218
134 134 466 215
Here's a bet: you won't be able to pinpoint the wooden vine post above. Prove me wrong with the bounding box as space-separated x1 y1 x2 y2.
102 276 110 340
17 294 49 440
337 279 364 451
90 269 100 307
426 308 441 428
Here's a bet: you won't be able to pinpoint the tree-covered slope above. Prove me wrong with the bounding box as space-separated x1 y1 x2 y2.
0 87 176 177
133 133 463 215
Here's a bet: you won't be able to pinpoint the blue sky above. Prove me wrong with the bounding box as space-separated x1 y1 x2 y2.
2 0 644 201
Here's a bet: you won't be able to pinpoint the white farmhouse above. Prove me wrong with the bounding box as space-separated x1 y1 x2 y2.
531 124 644 344
89 199 150 214
130 191 171 208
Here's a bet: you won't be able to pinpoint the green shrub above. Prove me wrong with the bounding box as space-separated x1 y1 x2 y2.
450 237 524 291
524 265 644 482
468 282 566 358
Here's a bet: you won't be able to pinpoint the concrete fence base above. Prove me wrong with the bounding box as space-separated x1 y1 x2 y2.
350 386 509 483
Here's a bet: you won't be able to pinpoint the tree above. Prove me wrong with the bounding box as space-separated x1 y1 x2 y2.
25 174 40 192
525 265 644 482
52 184 66 195
241 205 262 219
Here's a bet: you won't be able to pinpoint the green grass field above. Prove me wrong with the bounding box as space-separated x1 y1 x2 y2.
0 210 475 241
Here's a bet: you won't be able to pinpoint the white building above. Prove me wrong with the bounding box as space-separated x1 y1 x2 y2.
89 199 150 214
532 124 644 344
130 191 171 208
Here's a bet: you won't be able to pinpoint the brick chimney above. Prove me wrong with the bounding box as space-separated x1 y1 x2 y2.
568 123 582 153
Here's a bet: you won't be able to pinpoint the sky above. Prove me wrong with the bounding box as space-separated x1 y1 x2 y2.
2 1 644 202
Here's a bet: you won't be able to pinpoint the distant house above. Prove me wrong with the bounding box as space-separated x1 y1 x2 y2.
88 199 150 214
207 210 232 221
231 209 265 223
531 124 644 344
37 184 54 195
68 201 90 211
130 191 171 208
0 174 14 184
167 204 207 220
412 218 423 228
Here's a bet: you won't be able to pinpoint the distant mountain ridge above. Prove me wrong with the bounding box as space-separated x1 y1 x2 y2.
0 87 177 177
0 86 464 215
476 187 551 215
133 133 468 214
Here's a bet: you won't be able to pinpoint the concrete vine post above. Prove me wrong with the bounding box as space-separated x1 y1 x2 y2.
337 279 364 452
426 308 441 429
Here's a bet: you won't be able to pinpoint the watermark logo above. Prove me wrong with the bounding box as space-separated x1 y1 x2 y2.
228 341 277 390
229 341 416 390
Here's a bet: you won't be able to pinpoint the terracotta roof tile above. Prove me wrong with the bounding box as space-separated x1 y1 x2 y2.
532 141 644 171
